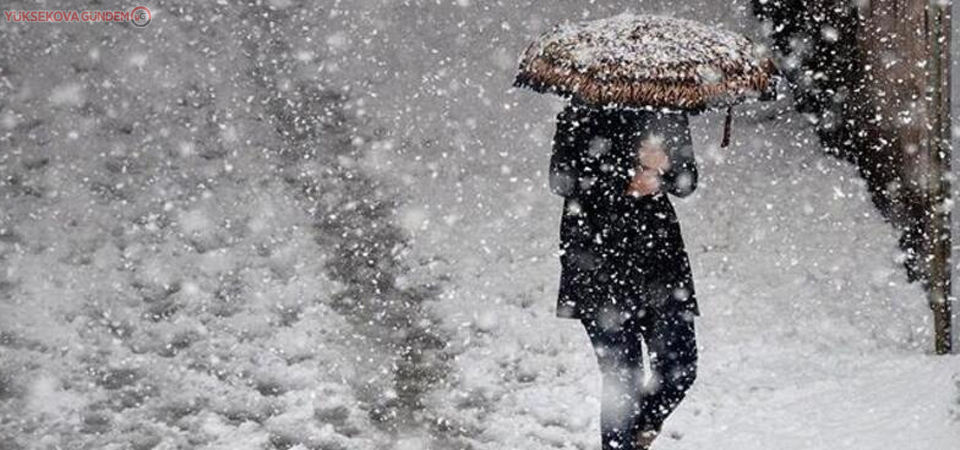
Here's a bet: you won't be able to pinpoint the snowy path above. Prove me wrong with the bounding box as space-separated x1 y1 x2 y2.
311 2 960 447
1 1 957 448
388 102 960 450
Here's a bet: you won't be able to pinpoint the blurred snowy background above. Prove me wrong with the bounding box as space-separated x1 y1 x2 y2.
0 1 958 449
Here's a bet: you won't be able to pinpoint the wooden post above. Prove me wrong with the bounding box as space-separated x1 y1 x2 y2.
926 0 952 355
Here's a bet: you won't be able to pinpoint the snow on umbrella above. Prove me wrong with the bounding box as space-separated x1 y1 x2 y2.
514 14 777 145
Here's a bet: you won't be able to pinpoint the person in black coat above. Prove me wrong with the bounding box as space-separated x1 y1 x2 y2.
549 100 699 450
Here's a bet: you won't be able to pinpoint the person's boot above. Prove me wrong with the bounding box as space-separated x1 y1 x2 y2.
635 428 659 450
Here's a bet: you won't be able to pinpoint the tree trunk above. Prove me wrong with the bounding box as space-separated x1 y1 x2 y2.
752 0 953 353
924 0 952 354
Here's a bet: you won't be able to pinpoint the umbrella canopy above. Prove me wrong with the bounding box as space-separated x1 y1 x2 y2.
514 14 777 111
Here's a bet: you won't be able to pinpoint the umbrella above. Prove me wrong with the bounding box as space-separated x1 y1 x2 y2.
514 14 777 145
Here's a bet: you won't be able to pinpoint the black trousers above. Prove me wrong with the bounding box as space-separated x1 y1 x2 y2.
580 307 697 450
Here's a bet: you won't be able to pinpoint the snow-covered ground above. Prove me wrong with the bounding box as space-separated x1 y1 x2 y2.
393 99 960 449
351 2 960 449
1 1 958 449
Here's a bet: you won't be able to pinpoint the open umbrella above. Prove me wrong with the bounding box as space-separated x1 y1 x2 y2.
514 14 777 146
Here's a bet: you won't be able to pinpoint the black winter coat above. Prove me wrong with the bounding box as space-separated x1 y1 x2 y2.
550 102 699 320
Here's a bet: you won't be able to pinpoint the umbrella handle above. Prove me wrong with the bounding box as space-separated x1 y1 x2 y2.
720 106 733 148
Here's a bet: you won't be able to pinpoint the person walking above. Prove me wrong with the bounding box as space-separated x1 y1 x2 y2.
549 100 699 450
516 12 775 450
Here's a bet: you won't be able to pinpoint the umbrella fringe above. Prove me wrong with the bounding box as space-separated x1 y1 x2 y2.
515 56 775 110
